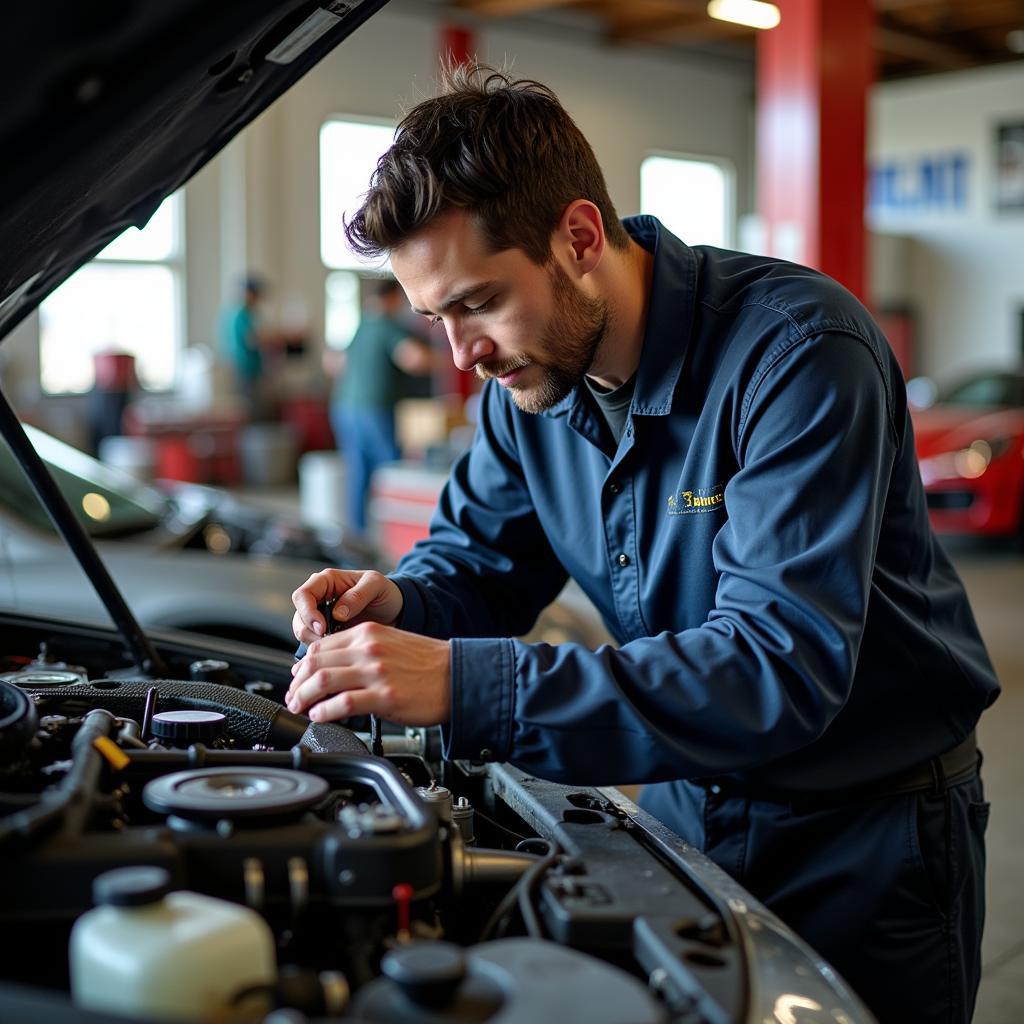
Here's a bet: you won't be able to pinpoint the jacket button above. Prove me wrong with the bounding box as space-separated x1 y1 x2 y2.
608 481 622 495
617 553 630 567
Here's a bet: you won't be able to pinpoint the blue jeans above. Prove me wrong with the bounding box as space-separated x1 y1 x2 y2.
642 772 989 1024
330 405 399 534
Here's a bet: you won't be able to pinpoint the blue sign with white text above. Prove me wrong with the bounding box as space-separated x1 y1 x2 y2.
870 152 970 212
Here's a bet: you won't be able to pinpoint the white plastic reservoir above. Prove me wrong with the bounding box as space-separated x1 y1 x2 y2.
70 865 276 1021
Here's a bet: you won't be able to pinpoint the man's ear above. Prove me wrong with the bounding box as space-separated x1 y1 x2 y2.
555 200 605 278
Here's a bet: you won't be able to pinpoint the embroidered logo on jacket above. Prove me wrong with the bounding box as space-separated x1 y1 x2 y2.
667 483 725 515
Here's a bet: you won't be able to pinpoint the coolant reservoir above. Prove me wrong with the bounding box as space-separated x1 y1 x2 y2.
70 865 275 1021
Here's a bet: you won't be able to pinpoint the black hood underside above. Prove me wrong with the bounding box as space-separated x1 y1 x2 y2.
0 0 389 340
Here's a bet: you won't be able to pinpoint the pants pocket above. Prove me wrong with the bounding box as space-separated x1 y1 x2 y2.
968 799 991 836
910 783 988 921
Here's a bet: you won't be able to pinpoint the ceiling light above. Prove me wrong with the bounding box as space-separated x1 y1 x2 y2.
707 0 781 30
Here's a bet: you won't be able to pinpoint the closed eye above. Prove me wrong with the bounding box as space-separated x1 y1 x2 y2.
427 298 494 327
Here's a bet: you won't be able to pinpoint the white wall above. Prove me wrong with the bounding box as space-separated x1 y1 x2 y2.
869 62 1024 380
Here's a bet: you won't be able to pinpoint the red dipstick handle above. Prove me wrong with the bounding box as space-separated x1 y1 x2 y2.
393 882 413 941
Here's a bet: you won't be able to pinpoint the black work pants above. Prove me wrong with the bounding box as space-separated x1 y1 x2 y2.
641 773 989 1024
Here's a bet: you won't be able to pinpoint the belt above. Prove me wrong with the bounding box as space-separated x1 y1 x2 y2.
693 731 980 811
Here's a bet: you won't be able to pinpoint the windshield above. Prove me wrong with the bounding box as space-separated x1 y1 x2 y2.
0 427 167 538
940 373 1024 408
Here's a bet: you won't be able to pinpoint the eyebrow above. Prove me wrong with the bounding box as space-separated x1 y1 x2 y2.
410 281 497 317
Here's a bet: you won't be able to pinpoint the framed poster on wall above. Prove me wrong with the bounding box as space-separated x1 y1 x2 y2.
995 122 1024 212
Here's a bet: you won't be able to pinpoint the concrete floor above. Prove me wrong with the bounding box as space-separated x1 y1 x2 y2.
947 538 1024 1023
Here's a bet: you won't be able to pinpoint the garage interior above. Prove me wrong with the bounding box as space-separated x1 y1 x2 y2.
1 1 1022 1020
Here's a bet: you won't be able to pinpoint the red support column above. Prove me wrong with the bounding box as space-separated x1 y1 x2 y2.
756 0 874 301
440 24 474 67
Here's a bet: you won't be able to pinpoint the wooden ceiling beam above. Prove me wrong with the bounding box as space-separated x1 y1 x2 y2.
876 0 1024 31
454 0 592 16
875 24 977 67
873 0 935 11
606 9 752 44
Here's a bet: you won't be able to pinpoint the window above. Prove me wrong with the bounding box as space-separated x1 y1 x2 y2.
320 118 396 273
39 192 184 394
324 270 362 350
320 118 396 349
640 154 734 249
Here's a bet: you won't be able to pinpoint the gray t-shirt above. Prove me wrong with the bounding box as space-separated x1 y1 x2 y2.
584 373 637 446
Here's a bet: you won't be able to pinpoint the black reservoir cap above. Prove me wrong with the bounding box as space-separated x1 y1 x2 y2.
94 866 172 907
381 942 467 1008
151 710 227 744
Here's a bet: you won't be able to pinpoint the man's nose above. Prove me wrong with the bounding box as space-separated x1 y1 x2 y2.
445 321 494 372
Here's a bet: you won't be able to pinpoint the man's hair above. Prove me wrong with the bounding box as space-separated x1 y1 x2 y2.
345 62 630 264
242 273 267 296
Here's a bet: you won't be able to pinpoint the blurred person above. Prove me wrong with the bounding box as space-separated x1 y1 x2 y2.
288 64 999 1023
218 273 271 418
328 277 435 534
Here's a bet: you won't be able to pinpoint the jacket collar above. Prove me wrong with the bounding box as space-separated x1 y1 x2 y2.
540 215 697 420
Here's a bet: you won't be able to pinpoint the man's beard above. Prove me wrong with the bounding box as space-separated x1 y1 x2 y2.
476 263 609 414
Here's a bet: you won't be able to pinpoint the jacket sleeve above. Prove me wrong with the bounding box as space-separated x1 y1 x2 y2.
439 334 900 782
390 380 569 643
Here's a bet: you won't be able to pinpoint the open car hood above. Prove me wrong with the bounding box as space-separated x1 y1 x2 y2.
0 0 389 674
0 0 388 340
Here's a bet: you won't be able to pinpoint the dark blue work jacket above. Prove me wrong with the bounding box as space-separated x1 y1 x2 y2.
392 216 999 793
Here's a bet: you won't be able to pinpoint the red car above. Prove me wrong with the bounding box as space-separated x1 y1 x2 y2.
910 368 1024 542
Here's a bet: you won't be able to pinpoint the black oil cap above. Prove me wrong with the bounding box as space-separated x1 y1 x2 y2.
151 710 227 744
94 866 172 907
380 942 466 1008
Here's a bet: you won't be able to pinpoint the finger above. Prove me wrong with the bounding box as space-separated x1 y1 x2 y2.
288 664 365 715
288 636 337 703
307 688 382 724
336 571 391 623
292 610 320 645
291 570 339 636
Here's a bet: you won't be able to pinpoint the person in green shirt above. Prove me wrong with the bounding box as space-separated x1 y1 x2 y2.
329 277 434 534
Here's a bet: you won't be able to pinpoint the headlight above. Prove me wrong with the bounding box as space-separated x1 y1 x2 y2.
952 438 1013 479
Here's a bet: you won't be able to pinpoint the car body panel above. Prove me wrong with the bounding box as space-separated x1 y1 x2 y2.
911 372 1024 538
0 518 321 648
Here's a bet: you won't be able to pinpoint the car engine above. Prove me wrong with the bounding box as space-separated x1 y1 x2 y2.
0 618 871 1024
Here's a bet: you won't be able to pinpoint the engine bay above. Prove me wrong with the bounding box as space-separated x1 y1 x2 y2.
0 617 869 1023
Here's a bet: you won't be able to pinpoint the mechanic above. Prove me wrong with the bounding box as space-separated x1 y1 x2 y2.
327 277 436 536
288 63 999 1023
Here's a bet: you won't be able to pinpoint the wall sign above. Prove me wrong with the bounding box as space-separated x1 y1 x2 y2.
869 152 970 213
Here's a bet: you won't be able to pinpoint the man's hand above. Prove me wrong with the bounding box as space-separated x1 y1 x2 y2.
291 568 404 644
286 622 451 726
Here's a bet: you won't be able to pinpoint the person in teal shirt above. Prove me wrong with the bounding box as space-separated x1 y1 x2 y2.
219 274 268 416
330 277 434 533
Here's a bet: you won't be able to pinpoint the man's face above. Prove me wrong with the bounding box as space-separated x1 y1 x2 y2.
392 209 608 413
